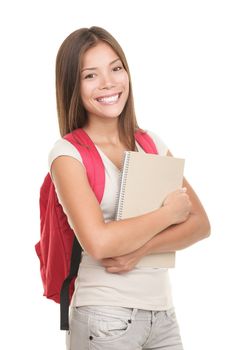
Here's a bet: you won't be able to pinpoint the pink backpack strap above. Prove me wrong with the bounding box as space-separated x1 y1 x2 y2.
64 128 105 203
135 129 158 154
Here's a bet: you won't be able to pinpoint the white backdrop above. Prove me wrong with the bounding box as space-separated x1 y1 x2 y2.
0 0 230 349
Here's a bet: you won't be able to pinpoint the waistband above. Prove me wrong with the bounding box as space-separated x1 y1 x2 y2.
73 305 174 322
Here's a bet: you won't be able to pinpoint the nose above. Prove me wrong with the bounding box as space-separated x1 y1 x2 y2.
99 72 116 90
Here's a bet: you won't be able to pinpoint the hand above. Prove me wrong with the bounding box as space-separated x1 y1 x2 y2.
163 187 192 225
100 248 144 274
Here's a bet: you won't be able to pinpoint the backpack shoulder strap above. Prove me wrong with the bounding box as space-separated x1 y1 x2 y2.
64 128 105 203
134 129 158 154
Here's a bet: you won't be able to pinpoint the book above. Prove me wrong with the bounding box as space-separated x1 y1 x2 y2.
115 151 185 268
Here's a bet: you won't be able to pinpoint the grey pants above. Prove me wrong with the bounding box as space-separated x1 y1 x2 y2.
66 305 184 350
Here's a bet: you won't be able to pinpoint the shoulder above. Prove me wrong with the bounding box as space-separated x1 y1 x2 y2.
48 138 83 173
145 129 168 156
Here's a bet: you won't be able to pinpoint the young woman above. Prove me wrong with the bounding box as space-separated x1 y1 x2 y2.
49 26 210 350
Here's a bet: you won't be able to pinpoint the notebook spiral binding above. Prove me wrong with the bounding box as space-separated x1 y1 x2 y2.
115 151 131 220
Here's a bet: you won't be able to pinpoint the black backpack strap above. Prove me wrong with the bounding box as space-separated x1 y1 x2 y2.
60 236 83 330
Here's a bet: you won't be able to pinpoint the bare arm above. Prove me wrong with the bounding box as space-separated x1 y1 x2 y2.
101 151 211 273
51 155 190 260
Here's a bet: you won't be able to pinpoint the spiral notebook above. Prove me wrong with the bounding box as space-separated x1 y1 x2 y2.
115 151 185 268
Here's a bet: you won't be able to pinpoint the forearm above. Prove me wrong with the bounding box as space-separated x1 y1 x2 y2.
97 206 173 259
100 212 210 274
140 212 211 256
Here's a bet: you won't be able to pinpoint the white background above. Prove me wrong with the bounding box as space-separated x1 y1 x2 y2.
0 0 230 349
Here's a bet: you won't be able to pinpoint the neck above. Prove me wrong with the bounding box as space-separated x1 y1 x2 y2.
83 117 121 145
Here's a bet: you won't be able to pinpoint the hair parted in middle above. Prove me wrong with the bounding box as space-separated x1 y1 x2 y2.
55 26 144 151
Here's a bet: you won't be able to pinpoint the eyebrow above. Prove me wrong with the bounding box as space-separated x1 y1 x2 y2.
81 58 121 73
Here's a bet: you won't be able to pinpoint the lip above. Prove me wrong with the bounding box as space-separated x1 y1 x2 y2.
94 92 122 100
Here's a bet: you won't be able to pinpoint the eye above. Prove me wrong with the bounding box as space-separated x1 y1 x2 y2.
113 66 123 72
84 73 96 79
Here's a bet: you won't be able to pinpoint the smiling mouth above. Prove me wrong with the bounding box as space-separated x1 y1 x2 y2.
95 92 122 104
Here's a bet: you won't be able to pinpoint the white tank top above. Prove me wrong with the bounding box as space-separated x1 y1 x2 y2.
48 130 173 310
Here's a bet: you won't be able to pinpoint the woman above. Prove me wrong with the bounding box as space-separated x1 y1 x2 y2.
49 26 210 350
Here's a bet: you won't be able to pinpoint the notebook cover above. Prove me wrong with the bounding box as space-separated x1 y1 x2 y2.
115 152 185 268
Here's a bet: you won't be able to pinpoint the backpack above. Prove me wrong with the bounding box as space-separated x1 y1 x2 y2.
35 127 158 330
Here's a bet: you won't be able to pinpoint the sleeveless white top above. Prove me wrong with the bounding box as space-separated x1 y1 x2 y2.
48 130 174 310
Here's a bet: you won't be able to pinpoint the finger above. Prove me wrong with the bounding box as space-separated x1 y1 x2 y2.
179 187 187 193
106 266 121 273
101 259 115 267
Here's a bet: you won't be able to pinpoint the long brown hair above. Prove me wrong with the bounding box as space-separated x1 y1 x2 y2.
56 26 143 150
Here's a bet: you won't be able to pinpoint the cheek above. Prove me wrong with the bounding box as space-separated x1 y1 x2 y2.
121 72 129 91
122 74 130 98
80 84 97 113
80 83 92 105
113 70 129 87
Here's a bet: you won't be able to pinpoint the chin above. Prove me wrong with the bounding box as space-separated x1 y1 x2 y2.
96 106 125 118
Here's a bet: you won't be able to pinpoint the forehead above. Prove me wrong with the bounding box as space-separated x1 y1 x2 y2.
81 42 119 67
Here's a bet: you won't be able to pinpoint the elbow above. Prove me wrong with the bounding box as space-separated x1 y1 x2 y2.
90 238 113 260
74 225 107 261
90 246 105 261
75 223 114 260
86 234 107 261
89 225 115 260
188 212 211 243
84 241 104 261
198 215 211 240
204 220 211 238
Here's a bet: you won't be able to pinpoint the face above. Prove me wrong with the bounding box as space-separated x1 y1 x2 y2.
80 42 129 122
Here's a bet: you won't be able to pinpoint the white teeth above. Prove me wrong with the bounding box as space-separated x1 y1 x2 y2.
96 94 120 103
